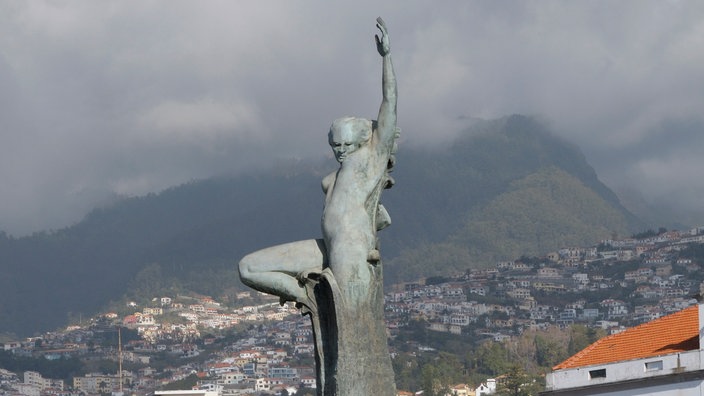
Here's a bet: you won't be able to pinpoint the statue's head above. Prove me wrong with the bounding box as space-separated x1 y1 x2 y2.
328 117 373 163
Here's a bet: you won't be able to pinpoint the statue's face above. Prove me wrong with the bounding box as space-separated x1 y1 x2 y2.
329 125 362 163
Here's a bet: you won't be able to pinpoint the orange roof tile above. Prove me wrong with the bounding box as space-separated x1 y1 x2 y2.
553 304 699 370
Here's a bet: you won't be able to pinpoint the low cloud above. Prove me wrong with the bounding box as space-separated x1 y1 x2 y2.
138 98 265 142
1 1 704 234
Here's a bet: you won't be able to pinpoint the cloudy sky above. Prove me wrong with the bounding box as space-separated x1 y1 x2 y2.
1 1 703 235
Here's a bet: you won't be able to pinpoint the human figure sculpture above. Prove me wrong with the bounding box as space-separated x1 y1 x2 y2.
238 17 397 396
239 17 397 308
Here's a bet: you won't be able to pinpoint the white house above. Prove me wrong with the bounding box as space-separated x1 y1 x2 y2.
543 303 704 395
475 378 496 395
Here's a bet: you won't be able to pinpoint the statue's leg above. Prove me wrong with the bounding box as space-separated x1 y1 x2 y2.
238 239 326 303
326 230 374 290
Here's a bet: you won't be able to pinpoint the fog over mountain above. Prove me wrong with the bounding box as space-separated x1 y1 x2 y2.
1 2 704 235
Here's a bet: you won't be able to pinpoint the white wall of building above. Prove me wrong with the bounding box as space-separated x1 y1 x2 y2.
546 350 701 390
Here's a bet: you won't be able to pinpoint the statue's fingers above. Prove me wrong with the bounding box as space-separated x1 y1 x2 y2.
376 20 388 35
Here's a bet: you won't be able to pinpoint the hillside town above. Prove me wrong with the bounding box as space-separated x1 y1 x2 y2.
2 227 704 396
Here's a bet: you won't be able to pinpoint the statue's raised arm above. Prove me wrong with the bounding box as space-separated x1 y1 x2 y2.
374 17 397 152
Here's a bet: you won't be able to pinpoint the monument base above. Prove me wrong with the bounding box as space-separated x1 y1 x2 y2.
302 265 396 396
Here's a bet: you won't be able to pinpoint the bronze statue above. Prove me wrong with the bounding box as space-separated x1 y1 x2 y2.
239 17 398 395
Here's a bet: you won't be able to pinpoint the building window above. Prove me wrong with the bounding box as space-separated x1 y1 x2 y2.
589 369 606 379
645 360 663 371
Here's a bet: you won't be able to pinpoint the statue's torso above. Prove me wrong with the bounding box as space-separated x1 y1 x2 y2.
321 144 387 254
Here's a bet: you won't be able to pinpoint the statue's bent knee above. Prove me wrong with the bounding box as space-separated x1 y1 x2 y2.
237 254 256 284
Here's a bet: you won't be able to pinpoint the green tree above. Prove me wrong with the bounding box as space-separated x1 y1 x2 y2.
393 353 420 392
534 335 567 368
568 325 604 355
497 364 541 396
420 352 464 396
421 363 447 396
476 341 510 375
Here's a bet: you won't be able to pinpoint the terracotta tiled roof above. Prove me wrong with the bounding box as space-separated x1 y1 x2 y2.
553 304 699 370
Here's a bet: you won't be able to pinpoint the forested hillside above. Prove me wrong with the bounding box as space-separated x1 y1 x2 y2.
385 166 631 283
0 115 641 337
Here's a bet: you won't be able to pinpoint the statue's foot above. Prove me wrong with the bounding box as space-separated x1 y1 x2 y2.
291 270 321 314
296 269 321 285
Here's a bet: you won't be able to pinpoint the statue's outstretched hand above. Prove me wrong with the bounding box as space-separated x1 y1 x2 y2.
375 17 390 56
